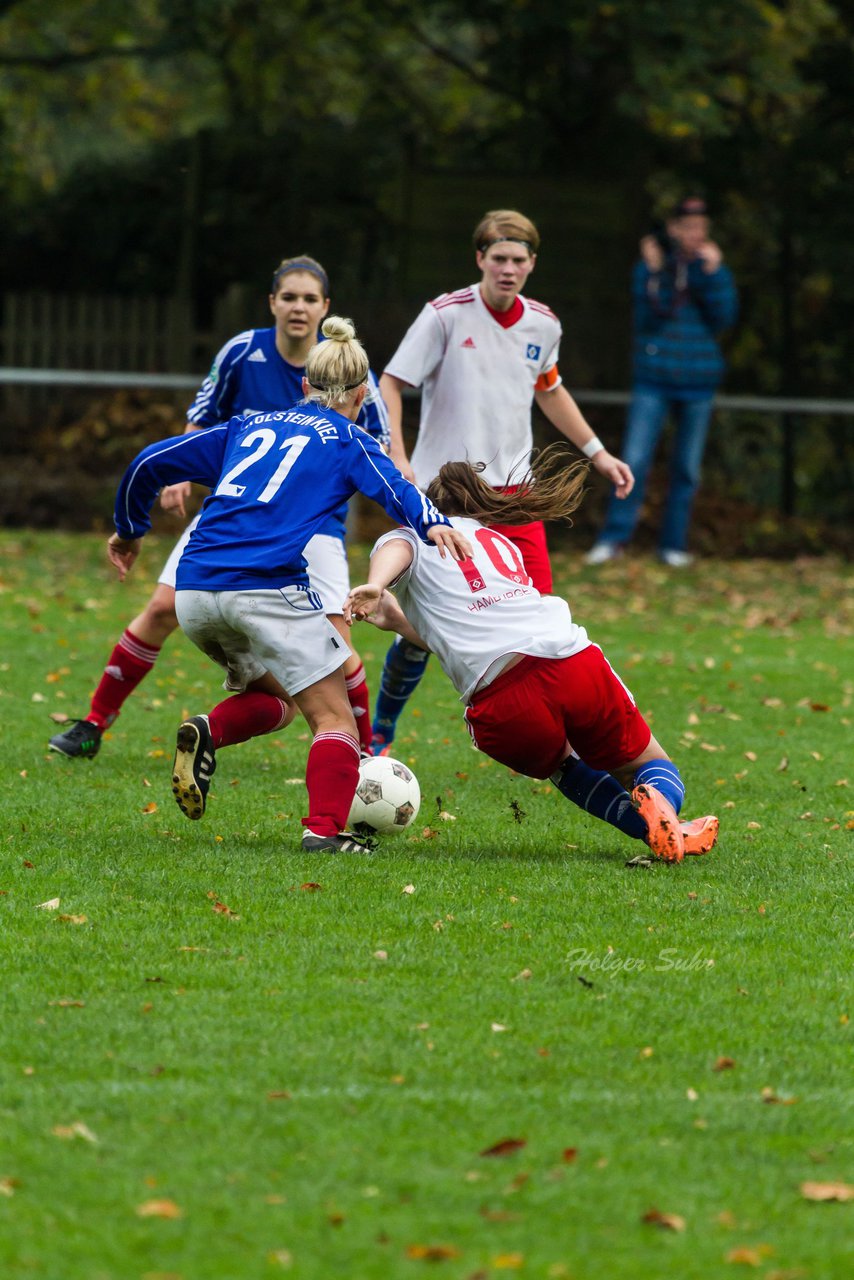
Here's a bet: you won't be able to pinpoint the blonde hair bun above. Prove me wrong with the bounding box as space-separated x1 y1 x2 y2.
304 315 370 408
321 316 356 343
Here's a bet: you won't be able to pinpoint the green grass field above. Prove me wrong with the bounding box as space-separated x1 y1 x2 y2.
1 530 851 1280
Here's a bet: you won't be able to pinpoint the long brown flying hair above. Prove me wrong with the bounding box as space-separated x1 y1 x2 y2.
425 442 588 525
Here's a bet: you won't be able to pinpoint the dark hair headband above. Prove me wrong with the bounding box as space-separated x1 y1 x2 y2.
271 260 330 296
478 237 534 254
306 376 367 392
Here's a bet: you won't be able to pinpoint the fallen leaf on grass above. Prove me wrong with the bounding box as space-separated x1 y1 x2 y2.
641 1207 686 1231
492 1253 525 1269
49 999 85 1008
512 969 532 982
725 1244 774 1265
405 1243 460 1260
799 1180 854 1202
141 802 158 815
0 1177 20 1196
52 1122 98 1143
300 882 322 892
714 1056 737 1071
479 1138 526 1158
401 884 415 894
49 712 70 724
761 1087 798 1105
491 1022 508 1033
57 914 88 925
211 900 239 918
36 898 60 911
267 1090 292 1101
136 1199 183 1219
561 1147 578 1163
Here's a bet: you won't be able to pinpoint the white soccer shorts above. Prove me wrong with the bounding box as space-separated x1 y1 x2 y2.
303 533 351 615
175 586 348 696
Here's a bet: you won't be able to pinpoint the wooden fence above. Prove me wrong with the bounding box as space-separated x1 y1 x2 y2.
0 288 261 437
1 292 199 373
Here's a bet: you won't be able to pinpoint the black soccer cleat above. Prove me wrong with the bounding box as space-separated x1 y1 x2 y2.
301 829 373 854
172 715 216 820
48 719 103 759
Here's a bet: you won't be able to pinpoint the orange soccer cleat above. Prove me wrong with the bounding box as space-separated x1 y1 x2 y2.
632 784 685 863
679 814 719 856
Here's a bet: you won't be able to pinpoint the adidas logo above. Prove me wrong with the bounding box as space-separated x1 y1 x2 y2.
461 337 476 349
247 349 267 363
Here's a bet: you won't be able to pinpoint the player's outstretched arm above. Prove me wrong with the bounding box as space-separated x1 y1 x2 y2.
106 533 141 582
346 587 427 648
345 538 414 625
427 524 472 560
159 423 206 517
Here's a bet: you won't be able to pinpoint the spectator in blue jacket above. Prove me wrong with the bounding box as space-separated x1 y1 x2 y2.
586 196 738 567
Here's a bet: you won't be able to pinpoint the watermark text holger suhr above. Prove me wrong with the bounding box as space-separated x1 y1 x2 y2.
567 947 714 976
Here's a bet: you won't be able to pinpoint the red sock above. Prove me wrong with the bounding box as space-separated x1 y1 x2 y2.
88 628 161 729
303 731 360 836
344 663 372 752
208 691 291 748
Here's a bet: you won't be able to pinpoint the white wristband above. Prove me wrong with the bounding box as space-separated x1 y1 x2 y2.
582 436 605 459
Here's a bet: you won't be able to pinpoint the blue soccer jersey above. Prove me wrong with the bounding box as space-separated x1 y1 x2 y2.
114 405 448 593
186 325 390 539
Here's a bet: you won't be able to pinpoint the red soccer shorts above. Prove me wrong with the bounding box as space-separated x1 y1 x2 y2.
487 517 552 594
464 646 651 778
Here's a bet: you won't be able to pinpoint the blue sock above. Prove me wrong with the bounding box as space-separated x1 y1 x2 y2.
551 757 647 841
634 759 685 814
371 638 430 745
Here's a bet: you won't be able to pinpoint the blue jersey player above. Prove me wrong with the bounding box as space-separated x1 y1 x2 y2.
107 316 471 854
49 255 389 759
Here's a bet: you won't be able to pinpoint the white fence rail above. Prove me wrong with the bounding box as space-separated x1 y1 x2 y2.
1 366 853 418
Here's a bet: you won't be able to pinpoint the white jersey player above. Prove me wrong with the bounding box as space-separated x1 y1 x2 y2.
348 447 719 864
370 208 635 755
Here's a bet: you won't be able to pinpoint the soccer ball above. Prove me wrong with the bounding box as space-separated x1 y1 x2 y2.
348 755 421 836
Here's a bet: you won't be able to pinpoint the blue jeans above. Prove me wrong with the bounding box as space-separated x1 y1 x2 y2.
598 386 715 552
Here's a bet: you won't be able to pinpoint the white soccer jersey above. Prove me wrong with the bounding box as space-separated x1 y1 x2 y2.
385 285 562 487
374 517 589 702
